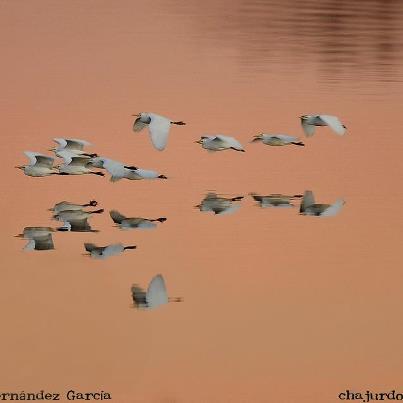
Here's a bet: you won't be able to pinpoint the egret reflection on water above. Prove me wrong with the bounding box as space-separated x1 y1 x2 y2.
15 227 55 251
299 190 345 217
196 192 244 215
131 274 182 310
84 243 137 260
110 210 167 230
49 200 98 214
250 193 303 208
132 112 186 151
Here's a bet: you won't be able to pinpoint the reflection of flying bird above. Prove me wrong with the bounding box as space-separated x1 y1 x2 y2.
54 209 103 232
110 210 167 229
58 155 105 176
196 192 243 215
132 112 186 151
84 243 137 259
90 157 167 182
16 152 59 177
15 227 55 251
131 274 182 310
299 191 345 217
250 193 303 208
49 200 98 214
50 138 97 158
196 135 245 152
300 115 346 137
251 134 304 146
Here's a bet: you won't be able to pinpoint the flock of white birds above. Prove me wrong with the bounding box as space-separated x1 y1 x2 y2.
15 112 347 309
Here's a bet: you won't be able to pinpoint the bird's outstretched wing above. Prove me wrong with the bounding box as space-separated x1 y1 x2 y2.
319 115 346 135
133 117 149 132
146 274 168 309
54 138 90 150
300 190 315 213
216 135 243 150
68 156 91 167
84 243 97 252
103 243 124 257
110 210 126 224
24 152 54 168
132 168 159 179
301 119 316 137
321 199 345 217
148 114 171 151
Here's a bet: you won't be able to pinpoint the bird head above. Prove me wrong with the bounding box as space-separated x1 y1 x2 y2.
250 134 263 143
195 139 203 144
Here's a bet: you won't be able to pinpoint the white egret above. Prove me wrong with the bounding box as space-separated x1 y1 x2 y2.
50 138 97 158
300 115 347 137
299 190 345 217
59 155 105 176
196 135 245 152
84 243 136 259
16 152 59 177
250 193 303 208
251 134 304 146
196 193 243 215
132 112 186 151
131 274 182 310
91 157 167 182
110 210 167 229
49 200 98 214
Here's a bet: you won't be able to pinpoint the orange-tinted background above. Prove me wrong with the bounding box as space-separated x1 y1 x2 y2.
1 1 403 402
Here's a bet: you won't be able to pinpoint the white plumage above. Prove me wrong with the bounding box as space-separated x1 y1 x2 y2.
251 134 304 147
300 115 346 137
299 190 345 217
16 152 58 177
196 135 245 152
84 243 136 259
132 112 186 151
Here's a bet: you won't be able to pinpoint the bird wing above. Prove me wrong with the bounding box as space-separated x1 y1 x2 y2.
318 115 346 135
84 243 97 252
132 168 158 179
148 114 171 151
23 239 36 251
103 243 124 257
300 190 315 213
321 199 345 217
275 134 298 143
132 117 149 132
215 204 240 215
136 220 157 229
146 274 168 309
53 138 68 149
301 119 316 137
68 156 91 167
102 158 125 176
24 152 54 168
34 234 55 250
67 218 92 232
215 135 243 149
109 210 126 224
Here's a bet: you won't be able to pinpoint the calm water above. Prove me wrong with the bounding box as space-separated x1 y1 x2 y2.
1 1 403 402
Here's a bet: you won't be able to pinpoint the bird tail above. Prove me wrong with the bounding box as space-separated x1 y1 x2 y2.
291 142 305 146
109 210 126 224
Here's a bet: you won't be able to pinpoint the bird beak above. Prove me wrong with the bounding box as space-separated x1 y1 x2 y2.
14 166 23 169
132 113 140 117
195 140 201 144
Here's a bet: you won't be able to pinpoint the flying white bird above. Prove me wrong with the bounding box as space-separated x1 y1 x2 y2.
196 193 243 215
55 209 103 232
300 115 347 137
299 190 345 217
50 138 97 158
251 134 304 146
58 155 105 176
132 112 186 151
49 200 98 214
15 227 55 251
250 193 303 208
131 274 182 310
16 152 59 177
90 157 167 182
84 243 137 259
196 135 245 152
110 210 167 229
